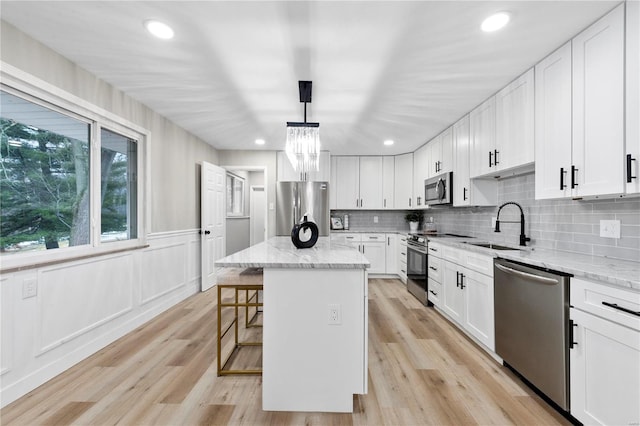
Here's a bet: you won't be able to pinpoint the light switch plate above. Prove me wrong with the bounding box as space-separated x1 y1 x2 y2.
373 216 379 223
600 220 621 239
23 278 37 299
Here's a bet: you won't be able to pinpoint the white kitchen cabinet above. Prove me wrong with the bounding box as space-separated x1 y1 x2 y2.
440 245 495 351
427 241 443 308
361 233 386 274
626 0 640 195
335 156 360 209
469 96 496 178
535 42 573 200
394 153 413 209
569 278 640 426
428 126 453 178
471 69 534 179
495 68 534 175
382 156 395 209
277 151 330 182
452 114 497 207
330 155 338 209
358 156 384 209
572 4 625 198
536 5 625 200
385 233 398 274
398 234 407 283
413 143 429 207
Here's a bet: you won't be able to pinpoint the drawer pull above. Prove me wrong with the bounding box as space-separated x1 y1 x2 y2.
429 266 438 271
429 290 437 296
602 301 640 317
428 247 438 252
569 320 578 349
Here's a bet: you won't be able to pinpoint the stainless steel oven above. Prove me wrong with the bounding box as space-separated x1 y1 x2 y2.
424 172 452 205
406 235 428 305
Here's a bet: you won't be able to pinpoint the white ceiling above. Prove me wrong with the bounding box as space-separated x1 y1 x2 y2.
0 1 619 155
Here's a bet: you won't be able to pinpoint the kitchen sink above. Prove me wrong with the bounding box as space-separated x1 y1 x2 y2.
465 242 521 251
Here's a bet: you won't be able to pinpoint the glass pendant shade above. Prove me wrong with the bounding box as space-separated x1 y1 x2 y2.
285 123 320 173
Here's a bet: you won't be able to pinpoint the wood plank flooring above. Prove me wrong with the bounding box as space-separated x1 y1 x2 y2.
1 278 570 425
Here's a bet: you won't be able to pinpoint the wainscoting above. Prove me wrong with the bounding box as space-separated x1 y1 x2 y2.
0 230 202 407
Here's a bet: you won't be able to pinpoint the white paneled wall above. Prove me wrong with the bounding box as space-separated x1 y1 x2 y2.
0 230 201 407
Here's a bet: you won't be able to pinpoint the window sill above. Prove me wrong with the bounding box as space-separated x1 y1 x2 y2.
0 244 150 274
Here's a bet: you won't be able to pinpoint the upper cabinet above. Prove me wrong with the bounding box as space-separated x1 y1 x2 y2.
413 144 429 208
277 151 330 182
626 0 640 195
452 114 497 207
333 156 391 209
470 69 534 179
535 4 625 199
427 126 453 178
394 153 413 209
382 156 395 209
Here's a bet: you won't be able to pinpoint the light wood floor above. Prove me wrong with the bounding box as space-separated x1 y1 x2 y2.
1 278 570 426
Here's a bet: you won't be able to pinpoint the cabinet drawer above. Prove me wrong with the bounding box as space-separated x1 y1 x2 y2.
428 278 441 307
463 251 494 276
428 256 441 282
340 233 362 242
427 241 443 258
362 233 384 242
442 246 464 264
571 278 640 331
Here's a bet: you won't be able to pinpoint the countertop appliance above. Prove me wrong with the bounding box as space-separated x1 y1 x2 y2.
407 232 470 305
424 171 452 205
276 181 329 237
494 258 571 411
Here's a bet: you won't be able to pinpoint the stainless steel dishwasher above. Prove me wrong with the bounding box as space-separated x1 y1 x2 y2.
494 258 571 411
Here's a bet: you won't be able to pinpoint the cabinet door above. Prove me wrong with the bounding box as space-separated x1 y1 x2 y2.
535 42 573 200
572 4 625 197
570 308 640 426
394 153 413 209
426 136 438 179
277 151 302 181
438 126 453 175
462 268 495 350
362 242 386 274
413 144 428 207
470 96 496 178
359 156 383 209
442 261 464 325
330 156 338 209
496 68 534 172
313 151 331 182
335 156 360 209
382 156 395 209
385 234 398 274
453 115 471 206
627 0 640 195
398 236 407 282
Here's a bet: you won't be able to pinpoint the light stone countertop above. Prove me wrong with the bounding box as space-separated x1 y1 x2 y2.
427 236 640 291
215 236 370 269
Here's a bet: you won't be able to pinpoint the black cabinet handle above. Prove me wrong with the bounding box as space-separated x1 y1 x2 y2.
627 154 637 183
602 301 640 317
489 151 493 167
428 247 438 252
429 290 437 296
409 198 412 207
456 271 460 287
569 319 578 349
429 266 437 271
463 187 467 201
460 273 465 289
560 167 567 190
571 165 578 188
494 150 499 166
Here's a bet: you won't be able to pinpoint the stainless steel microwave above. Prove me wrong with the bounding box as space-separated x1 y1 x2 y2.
424 172 453 205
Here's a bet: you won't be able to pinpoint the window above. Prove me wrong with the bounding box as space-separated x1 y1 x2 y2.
0 85 145 264
226 173 244 216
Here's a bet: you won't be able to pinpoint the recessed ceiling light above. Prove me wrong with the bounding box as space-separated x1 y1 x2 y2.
481 12 510 32
144 20 174 40
384 140 394 146
255 139 266 145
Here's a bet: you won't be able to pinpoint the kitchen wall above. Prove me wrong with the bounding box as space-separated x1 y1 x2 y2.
333 172 640 262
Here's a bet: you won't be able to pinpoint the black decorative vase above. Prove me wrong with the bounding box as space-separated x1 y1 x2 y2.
291 216 319 249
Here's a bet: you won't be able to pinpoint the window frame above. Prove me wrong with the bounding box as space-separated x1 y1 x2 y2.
226 172 245 217
0 64 149 271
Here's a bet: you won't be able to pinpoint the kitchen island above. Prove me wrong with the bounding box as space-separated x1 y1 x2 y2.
215 236 370 413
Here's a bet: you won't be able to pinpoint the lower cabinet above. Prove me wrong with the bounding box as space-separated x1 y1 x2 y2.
361 240 386 274
569 278 640 425
385 234 398 274
441 248 495 351
398 234 407 283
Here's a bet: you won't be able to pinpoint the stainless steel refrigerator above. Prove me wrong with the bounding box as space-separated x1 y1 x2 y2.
276 181 330 236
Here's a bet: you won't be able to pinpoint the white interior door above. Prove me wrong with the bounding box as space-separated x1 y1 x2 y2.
201 161 226 292
250 185 266 246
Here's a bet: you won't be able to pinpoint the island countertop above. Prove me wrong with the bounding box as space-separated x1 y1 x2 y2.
215 236 370 269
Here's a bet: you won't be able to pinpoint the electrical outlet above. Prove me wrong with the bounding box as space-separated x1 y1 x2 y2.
22 278 37 299
373 216 379 223
600 220 621 239
328 304 341 325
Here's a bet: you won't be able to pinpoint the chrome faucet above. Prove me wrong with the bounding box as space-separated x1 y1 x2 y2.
495 202 531 247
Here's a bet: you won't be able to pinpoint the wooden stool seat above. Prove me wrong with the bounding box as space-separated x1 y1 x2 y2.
217 267 263 376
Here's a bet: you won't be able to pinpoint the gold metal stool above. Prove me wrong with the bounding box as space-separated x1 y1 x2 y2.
216 267 263 376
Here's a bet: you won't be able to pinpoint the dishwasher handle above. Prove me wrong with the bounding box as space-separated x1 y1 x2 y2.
495 263 559 285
